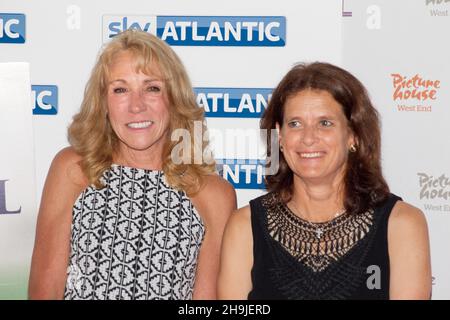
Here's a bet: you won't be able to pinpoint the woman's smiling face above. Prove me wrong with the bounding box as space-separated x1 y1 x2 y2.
106 50 170 159
278 89 355 185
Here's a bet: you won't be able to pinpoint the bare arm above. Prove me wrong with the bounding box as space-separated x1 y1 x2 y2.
28 147 87 299
388 201 432 299
217 206 253 300
190 175 237 300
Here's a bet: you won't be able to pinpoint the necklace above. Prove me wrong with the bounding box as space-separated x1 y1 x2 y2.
289 200 346 240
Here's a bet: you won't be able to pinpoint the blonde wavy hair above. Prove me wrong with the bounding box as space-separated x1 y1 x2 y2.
68 29 215 196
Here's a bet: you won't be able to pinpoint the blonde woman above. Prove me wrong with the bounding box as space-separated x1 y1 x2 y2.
29 30 236 300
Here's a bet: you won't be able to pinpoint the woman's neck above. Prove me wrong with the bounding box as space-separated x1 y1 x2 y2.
290 177 345 223
113 147 163 170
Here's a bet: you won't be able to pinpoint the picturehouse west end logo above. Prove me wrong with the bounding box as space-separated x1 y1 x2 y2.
418 173 450 213
391 73 441 112
426 0 450 17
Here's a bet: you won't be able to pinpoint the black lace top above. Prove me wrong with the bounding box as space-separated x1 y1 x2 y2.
248 192 401 300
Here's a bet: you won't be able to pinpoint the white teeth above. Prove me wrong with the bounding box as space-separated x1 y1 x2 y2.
300 152 322 158
127 121 153 129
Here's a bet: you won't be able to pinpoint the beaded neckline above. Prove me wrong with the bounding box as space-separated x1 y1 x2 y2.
263 192 374 272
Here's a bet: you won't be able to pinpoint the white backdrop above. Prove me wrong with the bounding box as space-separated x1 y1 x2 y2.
1 0 448 299
343 0 450 299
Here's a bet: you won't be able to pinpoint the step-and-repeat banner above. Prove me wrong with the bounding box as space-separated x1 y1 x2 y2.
343 0 450 299
1 0 448 299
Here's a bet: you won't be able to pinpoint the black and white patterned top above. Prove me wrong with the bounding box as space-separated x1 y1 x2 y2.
64 165 205 300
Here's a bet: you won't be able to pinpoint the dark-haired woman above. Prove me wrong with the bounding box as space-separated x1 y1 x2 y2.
218 62 431 300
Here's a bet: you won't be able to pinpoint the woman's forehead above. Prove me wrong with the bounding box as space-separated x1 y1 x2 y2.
285 90 340 108
108 50 164 78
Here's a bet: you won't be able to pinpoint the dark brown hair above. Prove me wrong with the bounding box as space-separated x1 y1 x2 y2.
261 62 389 215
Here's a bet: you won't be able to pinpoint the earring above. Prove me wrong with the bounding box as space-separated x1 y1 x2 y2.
280 145 284 152
349 144 357 153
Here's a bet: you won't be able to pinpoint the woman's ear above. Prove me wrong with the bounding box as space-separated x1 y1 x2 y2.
348 132 359 152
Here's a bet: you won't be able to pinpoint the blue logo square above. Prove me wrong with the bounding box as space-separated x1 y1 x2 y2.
0 13 25 43
32 85 58 115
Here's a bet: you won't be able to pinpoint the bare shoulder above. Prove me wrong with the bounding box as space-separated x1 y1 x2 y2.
52 146 82 173
200 174 236 199
39 146 88 219
37 146 89 228
50 147 87 187
388 200 431 299
189 174 237 230
388 200 429 249
389 200 428 233
193 174 236 212
41 147 89 207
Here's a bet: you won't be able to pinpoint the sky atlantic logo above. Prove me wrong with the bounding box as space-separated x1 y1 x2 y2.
195 88 272 118
103 15 286 46
0 13 25 43
0 180 21 215
217 159 266 189
32 85 58 115
391 73 441 112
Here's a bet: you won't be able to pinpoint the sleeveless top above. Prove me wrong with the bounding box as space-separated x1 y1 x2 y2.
64 165 205 300
248 192 401 300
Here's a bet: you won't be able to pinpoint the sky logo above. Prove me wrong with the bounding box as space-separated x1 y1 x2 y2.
0 13 25 43
195 88 272 118
217 159 266 189
103 15 286 46
32 85 58 115
105 15 157 41
0 180 21 215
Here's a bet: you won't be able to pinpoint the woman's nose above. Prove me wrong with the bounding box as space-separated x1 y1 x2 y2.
301 125 318 146
128 91 146 113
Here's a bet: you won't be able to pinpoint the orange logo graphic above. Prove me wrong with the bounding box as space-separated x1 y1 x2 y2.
391 73 441 112
391 74 440 100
